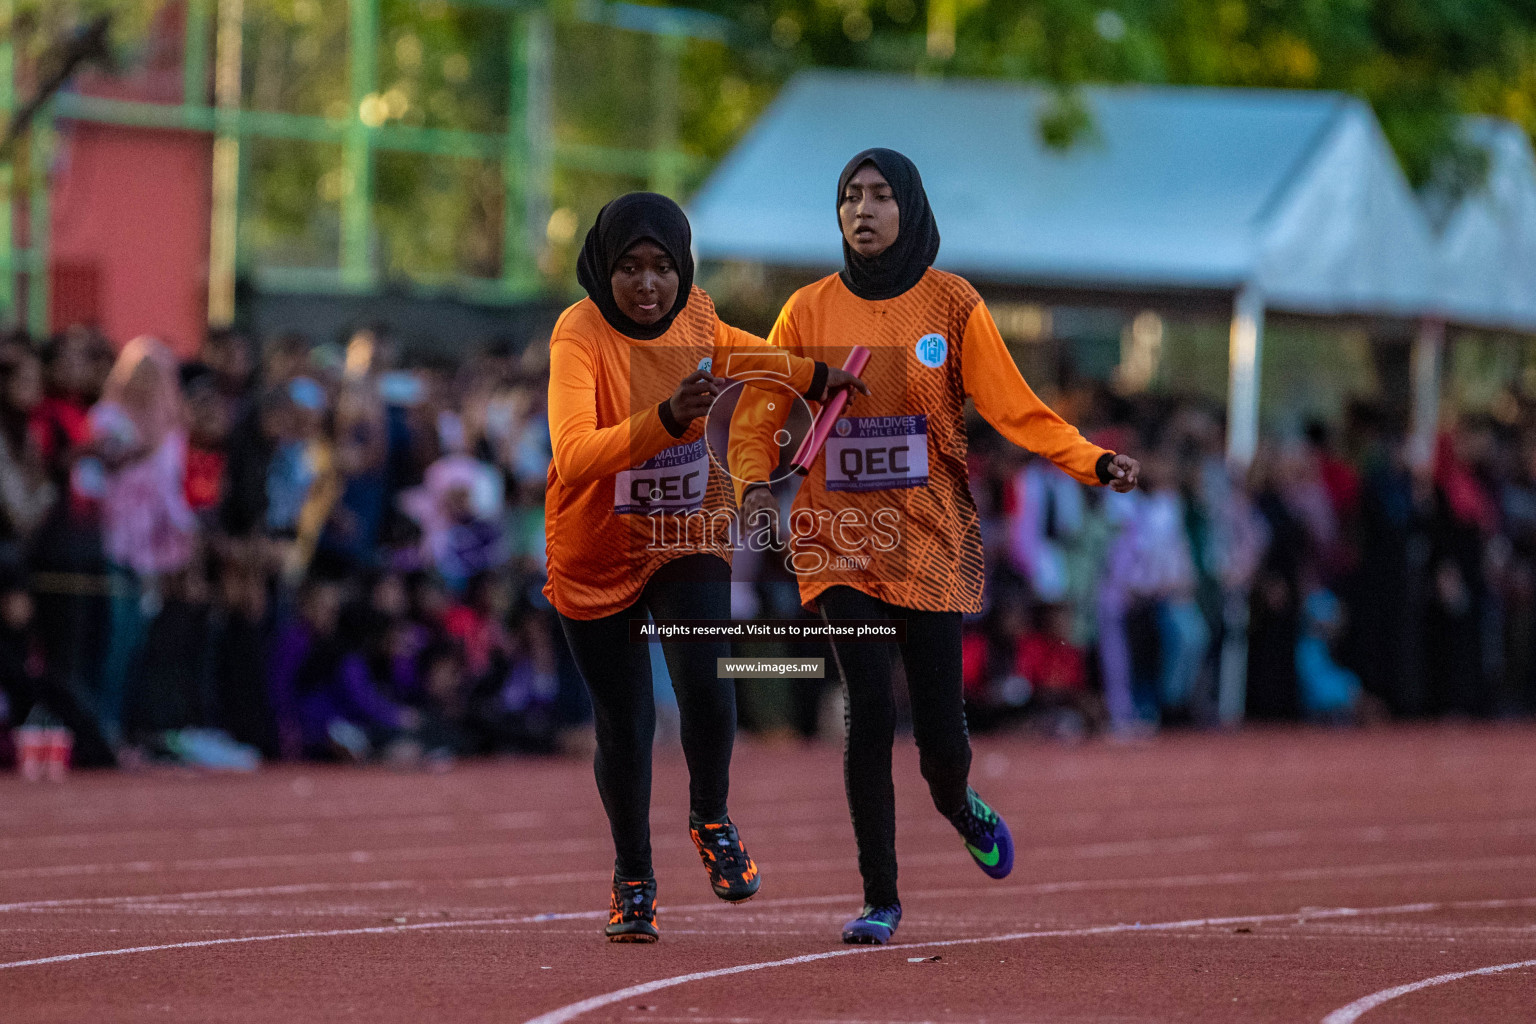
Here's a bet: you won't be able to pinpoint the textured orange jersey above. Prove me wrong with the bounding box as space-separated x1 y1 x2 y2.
544 287 820 620
729 269 1112 614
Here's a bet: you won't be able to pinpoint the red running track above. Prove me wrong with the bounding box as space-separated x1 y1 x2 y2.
4 724 1536 1023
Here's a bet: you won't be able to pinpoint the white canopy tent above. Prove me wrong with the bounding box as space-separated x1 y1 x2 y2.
689 73 1536 727
1435 117 1536 333
1400 117 1536 468
687 71 1475 467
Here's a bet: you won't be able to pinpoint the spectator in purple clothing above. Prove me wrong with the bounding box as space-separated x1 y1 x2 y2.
268 576 420 761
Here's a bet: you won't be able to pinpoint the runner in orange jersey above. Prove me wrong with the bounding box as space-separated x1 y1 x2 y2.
729 150 1139 944
545 192 865 942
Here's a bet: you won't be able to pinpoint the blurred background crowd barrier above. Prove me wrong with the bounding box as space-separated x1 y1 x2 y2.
5 0 1536 771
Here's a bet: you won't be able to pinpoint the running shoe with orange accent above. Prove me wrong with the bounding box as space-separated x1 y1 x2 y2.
605 876 659 942
689 818 760 902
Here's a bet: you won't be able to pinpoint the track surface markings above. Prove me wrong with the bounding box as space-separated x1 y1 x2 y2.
7 727 1536 1023
6 850 1536 918
1321 958 1536 1024
518 896 1536 1024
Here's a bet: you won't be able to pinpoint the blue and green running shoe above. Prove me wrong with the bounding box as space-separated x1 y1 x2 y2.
841 902 901 945
950 787 1013 879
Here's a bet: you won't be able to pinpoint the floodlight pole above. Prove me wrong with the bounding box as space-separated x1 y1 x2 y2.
1226 284 1265 470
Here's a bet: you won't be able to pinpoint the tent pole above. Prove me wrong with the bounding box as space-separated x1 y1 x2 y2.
1218 284 1264 728
1225 284 1265 469
1407 316 1444 474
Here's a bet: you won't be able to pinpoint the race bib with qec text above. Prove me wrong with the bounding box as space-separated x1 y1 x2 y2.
614 439 710 514
825 415 929 492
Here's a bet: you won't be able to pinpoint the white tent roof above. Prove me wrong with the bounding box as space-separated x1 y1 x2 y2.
1433 117 1536 333
688 70 1441 319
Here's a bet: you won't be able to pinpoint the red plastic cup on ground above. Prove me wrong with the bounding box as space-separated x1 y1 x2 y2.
44 727 73 782
14 727 46 782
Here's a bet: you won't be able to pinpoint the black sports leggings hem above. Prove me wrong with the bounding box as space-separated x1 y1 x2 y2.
559 553 735 880
819 586 972 907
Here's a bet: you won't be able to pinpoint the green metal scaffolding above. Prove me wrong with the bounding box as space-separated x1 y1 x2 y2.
0 0 715 335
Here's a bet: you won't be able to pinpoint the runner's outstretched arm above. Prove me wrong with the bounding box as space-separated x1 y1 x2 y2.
960 300 1116 487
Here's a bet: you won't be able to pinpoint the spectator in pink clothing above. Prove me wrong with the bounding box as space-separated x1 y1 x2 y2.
93 338 197 576
92 337 198 744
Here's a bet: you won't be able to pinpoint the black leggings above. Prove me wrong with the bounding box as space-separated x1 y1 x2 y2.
559 554 735 880
819 586 971 907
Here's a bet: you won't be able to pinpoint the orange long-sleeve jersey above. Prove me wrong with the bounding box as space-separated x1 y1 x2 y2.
728 269 1113 614
544 287 823 620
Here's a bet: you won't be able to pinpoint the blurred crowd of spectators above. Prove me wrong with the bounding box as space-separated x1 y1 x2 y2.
0 323 578 770
3 322 1535 771
961 390 1536 739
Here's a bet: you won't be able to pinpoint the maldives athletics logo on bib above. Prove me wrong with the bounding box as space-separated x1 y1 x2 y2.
915 333 948 368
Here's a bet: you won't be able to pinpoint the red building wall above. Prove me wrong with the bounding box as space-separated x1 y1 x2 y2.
49 121 211 358
45 1 211 357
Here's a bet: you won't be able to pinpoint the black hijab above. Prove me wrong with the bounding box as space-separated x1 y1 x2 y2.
836 148 941 301
576 192 695 340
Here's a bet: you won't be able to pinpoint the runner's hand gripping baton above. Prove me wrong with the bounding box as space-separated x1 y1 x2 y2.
788 346 870 476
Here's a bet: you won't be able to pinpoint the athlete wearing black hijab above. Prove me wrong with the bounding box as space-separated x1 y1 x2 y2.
835 147 941 301
731 151 1140 944
548 192 866 942
576 191 698 340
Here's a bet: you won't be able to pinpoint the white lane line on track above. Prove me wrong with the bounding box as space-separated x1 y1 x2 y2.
517 897 1536 1024
1321 959 1536 1023
0 910 598 971
0 823 884 884
0 875 608 914
0 810 553 854
3 889 1532 985
0 840 601 882
11 809 1536 885
0 821 932 881
630 1019 1001 1024
8 792 1527 860
7 851 1536 917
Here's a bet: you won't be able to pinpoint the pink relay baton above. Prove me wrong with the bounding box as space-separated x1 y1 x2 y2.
789 346 870 476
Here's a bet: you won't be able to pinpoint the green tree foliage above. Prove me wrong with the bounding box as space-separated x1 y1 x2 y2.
239 0 512 279
675 0 1536 188
21 1 1536 288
